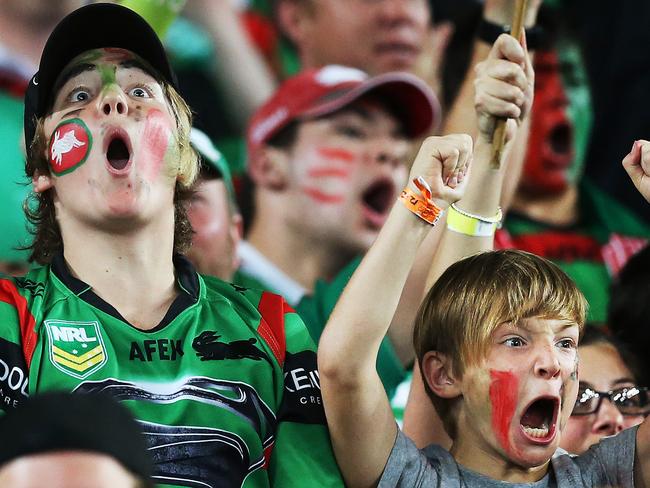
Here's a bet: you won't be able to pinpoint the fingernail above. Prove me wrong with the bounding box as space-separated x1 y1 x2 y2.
449 176 458 187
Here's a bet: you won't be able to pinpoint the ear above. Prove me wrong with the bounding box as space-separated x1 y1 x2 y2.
248 146 290 191
32 171 54 193
229 212 244 271
421 351 462 399
277 0 312 47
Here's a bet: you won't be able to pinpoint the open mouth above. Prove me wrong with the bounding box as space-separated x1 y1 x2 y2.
361 178 395 227
543 122 574 170
104 129 132 173
519 397 559 442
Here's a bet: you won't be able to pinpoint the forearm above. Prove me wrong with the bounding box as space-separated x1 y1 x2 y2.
319 201 431 488
190 3 276 130
387 225 444 367
427 137 503 288
320 202 430 382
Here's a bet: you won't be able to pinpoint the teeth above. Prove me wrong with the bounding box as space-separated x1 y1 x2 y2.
522 424 549 438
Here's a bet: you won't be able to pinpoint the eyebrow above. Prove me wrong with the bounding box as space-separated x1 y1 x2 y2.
335 104 408 139
119 59 159 79
52 63 97 97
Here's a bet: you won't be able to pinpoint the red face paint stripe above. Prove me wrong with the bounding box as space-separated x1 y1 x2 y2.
306 167 351 179
0 279 38 368
317 147 355 163
301 187 345 204
489 370 518 456
256 292 287 367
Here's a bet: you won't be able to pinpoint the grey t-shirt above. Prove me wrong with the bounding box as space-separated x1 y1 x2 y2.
379 425 638 487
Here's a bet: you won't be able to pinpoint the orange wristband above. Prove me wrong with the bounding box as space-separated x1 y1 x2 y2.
399 177 444 225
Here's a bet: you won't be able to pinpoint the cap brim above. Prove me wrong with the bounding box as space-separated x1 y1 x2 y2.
35 2 175 116
302 72 441 138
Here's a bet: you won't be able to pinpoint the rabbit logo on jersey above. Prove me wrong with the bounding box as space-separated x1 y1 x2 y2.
45 320 107 379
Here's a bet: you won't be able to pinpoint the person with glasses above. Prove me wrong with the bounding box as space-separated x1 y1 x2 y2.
561 327 648 455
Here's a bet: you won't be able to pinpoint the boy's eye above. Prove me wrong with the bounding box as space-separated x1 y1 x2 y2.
129 87 150 98
503 337 525 347
69 88 91 102
335 124 366 139
557 338 576 349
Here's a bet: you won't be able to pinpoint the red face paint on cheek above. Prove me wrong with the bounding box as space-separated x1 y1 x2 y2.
316 147 356 164
306 166 351 179
301 187 345 204
138 109 172 181
489 370 519 456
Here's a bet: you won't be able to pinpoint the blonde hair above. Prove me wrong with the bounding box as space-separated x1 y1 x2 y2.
24 81 198 264
413 249 587 439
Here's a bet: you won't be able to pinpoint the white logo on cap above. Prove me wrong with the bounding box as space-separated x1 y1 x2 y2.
32 75 39 86
315 65 368 86
251 107 289 145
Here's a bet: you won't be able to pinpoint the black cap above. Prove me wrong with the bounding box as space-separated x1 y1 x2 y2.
24 2 177 153
0 392 153 481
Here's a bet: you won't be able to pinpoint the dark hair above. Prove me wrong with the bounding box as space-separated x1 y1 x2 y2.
23 82 198 264
580 325 642 384
0 392 154 487
608 245 650 384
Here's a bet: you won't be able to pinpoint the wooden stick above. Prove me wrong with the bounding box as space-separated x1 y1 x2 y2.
489 0 528 169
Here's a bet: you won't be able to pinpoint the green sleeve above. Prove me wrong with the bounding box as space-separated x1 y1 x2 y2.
0 276 30 412
296 258 407 398
268 307 344 487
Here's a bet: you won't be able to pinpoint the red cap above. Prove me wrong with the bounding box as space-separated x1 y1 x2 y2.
247 65 441 156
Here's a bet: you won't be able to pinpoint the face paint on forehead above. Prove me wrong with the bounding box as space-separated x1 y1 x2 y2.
48 118 93 176
489 369 519 457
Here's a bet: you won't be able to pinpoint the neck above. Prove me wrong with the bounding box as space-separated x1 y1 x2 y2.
247 201 352 291
450 429 550 484
510 185 579 226
60 214 177 330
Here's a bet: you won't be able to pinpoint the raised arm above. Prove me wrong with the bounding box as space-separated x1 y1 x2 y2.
622 140 650 203
443 0 541 211
626 140 650 486
403 32 534 448
318 135 472 488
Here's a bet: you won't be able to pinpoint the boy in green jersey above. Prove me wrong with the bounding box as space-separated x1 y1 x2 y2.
0 3 343 487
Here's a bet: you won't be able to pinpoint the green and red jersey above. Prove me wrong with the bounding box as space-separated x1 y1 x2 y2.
0 254 343 487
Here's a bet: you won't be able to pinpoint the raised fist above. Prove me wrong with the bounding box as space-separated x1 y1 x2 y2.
408 134 473 208
622 140 650 202
474 33 534 141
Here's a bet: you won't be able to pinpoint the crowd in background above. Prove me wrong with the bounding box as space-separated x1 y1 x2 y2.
0 0 649 486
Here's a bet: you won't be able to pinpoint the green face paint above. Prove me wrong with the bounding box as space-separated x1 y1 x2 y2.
98 63 117 88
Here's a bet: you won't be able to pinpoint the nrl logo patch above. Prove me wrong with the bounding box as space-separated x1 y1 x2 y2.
48 118 92 175
45 320 107 379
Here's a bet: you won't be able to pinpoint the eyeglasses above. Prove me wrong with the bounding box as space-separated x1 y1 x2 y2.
572 386 650 416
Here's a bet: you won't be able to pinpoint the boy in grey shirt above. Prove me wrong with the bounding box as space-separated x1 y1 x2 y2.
318 32 649 488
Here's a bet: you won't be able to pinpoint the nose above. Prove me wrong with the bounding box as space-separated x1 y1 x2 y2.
368 137 408 170
533 344 561 380
98 86 128 117
592 398 624 436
